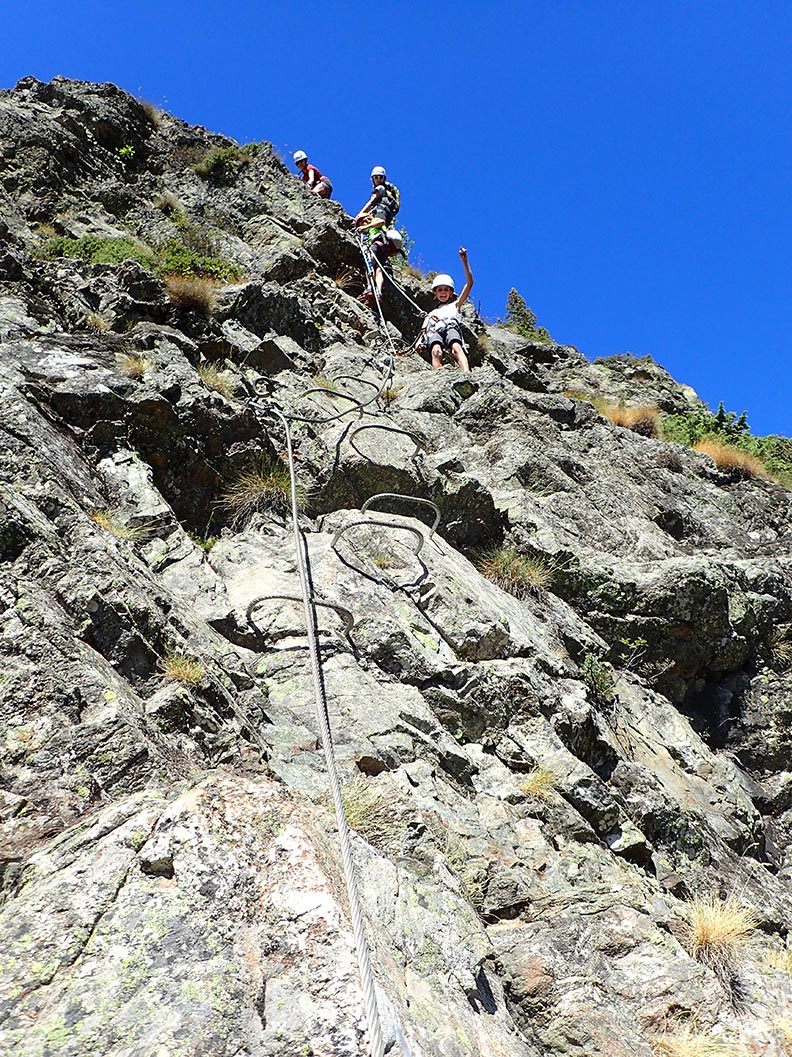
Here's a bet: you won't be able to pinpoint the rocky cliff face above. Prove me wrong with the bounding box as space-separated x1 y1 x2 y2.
1 76 791 1057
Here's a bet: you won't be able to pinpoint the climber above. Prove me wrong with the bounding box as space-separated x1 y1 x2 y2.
354 166 400 226
355 216 403 303
292 150 333 199
419 248 474 372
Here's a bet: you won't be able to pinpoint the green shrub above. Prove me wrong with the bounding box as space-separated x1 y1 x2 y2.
40 233 242 284
662 403 791 486
155 240 242 282
581 653 615 708
503 288 553 344
40 235 155 269
192 143 259 184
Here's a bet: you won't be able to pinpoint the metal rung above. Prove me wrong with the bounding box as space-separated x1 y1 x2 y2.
361 493 440 538
303 387 361 404
246 594 354 636
349 424 426 459
331 517 426 555
331 375 382 394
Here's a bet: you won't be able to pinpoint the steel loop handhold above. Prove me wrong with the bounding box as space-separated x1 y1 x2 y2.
349 424 426 460
246 593 354 636
331 517 426 555
360 493 441 538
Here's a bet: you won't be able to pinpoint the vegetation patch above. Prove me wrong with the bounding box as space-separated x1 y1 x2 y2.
40 234 155 269
597 402 661 437
518 766 557 799
693 439 773 480
118 352 153 380
649 1027 743 1056
89 509 150 543
502 288 554 344
40 233 242 284
197 362 234 397
159 651 205 685
165 275 219 315
662 403 791 486
192 143 260 184
220 453 300 526
580 653 616 708
338 777 406 850
475 545 553 598
683 893 758 1000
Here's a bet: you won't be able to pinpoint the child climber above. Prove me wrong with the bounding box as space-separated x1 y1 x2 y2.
420 248 474 372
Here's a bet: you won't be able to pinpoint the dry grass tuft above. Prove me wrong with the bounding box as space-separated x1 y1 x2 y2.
518 766 558 799
153 192 181 214
118 352 153 380
220 454 301 527
138 99 164 127
693 439 773 479
684 894 758 968
597 402 661 437
159 651 205 685
378 385 402 409
765 627 792 673
334 265 366 294
339 777 405 849
765 949 792 975
197 362 235 399
85 313 109 332
476 545 554 598
164 274 219 315
777 1019 792 1053
89 509 150 543
311 373 339 393
650 1026 743 1056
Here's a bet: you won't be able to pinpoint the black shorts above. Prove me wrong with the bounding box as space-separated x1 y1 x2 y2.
425 322 463 349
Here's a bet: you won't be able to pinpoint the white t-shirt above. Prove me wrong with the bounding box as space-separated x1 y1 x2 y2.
423 299 461 330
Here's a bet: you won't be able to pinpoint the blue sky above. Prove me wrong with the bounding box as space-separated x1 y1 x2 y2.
4 1 791 435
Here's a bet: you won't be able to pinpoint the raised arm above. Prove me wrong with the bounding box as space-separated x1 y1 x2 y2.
455 247 474 308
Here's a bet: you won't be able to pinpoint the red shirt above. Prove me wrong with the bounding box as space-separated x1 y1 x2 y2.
301 163 325 187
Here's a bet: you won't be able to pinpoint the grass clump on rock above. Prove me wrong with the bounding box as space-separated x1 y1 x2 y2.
89 509 149 543
165 275 219 315
518 766 557 799
597 402 661 437
693 439 774 480
649 1027 743 1056
662 402 792 486
476 545 553 598
192 143 259 184
684 893 758 974
221 454 300 526
118 352 153 380
197 362 234 398
338 777 405 850
159 651 205 685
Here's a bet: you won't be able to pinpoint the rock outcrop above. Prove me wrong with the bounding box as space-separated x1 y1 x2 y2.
1 77 791 1057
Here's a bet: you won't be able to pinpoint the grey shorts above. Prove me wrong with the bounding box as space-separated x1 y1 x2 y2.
316 178 332 199
425 322 463 349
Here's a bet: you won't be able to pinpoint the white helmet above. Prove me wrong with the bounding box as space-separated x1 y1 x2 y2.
371 165 386 178
293 150 308 163
432 273 455 291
